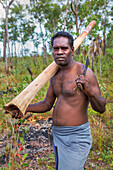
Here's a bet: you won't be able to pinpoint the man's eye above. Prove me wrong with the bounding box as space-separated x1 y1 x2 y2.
61 47 68 50
53 47 58 50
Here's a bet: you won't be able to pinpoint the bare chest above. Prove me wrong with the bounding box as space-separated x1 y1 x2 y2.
53 72 79 97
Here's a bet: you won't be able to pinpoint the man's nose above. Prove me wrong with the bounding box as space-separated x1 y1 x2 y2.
57 48 63 54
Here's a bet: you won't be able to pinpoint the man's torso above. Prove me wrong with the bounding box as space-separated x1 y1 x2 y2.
52 62 89 126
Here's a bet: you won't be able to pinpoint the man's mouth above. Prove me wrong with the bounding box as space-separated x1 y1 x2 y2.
56 57 65 61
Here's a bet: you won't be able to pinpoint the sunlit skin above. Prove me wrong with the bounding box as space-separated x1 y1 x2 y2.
11 37 106 126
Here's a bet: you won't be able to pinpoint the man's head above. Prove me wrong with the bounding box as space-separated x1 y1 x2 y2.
51 31 74 67
51 31 74 49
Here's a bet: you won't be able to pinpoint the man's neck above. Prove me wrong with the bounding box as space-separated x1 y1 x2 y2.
59 59 76 71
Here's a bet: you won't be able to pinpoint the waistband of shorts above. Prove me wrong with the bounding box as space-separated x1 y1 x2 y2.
52 122 90 136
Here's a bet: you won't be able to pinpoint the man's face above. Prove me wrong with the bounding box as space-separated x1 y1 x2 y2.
52 37 74 66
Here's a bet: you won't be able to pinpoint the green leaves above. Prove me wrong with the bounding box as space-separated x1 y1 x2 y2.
20 137 25 145
23 153 28 160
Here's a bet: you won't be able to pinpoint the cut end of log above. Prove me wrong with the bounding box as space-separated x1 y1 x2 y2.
3 104 23 116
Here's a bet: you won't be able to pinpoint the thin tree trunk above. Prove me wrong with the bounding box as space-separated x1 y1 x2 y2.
71 0 80 54
6 17 11 69
74 0 80 54
95 55 97 75
45 45 48 66
63 0 69 31
21 43 24 57
89 0 93 46
0 0 14 62
39 22 48 66
11 42 13 57
103 0 106 56
3 26 7 62
99 54 101 77
39 22 45 66
5 3 9 73
37 45 38 57
14 41 16 57
92 53 94 72
103 29 106 56
92 42 94 72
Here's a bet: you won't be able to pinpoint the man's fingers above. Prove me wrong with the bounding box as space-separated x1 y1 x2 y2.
4 109 22 119
15 112 19 119
5 110 10 114
12 110 19 119
18 112 22 119
12 110 23 119
75 77 80 82
77 82 84 90
12 112 16 118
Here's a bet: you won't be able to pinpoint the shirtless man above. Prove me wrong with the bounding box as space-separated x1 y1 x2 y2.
12 31 106 170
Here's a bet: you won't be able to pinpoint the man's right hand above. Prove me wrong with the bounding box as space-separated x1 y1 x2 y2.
5 109 23 119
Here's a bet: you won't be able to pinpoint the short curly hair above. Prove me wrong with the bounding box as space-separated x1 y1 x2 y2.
51 31 74 49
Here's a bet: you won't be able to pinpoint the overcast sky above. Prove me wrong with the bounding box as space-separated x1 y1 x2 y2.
0 0 30 17
0 0 41 57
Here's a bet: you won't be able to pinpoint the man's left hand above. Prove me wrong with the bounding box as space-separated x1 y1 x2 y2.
75 75 93 96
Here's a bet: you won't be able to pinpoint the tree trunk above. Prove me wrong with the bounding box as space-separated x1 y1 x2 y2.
1 0 14 62
3 26 7 62
95 55 97 75
71 0 80 54
63 0 69 31
103 0 106 56
14 41 17 57
7 19 11 69
74 0 80 54
4 7 9 73
39 22 48 66
99 54 101 77
103 29 106 56
92 53 94 72
11 42 13 57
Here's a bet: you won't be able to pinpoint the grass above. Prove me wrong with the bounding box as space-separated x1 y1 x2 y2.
0 50 113 169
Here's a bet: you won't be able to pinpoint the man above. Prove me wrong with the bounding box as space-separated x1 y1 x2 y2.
11 31 106 170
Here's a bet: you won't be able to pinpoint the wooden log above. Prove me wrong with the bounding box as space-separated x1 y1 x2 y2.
3 20 96 115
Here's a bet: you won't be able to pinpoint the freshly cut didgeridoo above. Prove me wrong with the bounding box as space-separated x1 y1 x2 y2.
4 20 96 116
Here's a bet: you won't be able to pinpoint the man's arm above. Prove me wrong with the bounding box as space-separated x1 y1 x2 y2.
11 79 56 118
26 80 56 113
76 69 106 113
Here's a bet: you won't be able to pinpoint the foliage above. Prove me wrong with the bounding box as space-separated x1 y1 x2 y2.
0 1 112 168
0 0 112 59
0 50 113 169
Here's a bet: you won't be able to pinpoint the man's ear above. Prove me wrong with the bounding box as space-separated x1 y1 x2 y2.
71 46 74 55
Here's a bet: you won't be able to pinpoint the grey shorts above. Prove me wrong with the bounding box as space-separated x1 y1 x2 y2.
52 122 92 170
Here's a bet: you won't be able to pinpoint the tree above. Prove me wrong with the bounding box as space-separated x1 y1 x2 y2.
106 25 113 49
81 0 112 55
27 0 62 65
0 0 14 62
44 3 62 34
8 2 36 57
0 19 5 55
8 16 19 57
71 0 80 54
9 2 25 57
18 19 36 57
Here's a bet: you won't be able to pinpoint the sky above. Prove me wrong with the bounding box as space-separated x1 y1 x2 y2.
0 0 36 57
0 0 30 17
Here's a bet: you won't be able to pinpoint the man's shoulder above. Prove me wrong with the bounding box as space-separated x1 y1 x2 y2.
75 61 95 78
74 61 84 68
74 61 84 74
51 68 61 80
86 67 97 82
